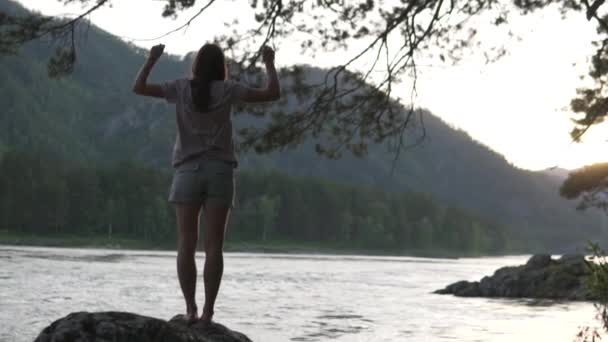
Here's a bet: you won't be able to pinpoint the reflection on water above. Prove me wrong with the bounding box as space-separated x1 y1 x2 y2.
0 246 601 342
21 252 126 263
293 312 372 341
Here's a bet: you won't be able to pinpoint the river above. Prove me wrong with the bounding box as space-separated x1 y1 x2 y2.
0 246 599 341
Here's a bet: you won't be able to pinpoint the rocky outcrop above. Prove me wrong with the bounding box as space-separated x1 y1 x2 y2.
434 254 596 300
34 311 252 342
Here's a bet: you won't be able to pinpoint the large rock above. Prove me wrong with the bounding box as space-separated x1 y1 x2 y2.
34 311 252 342
434 254 596 301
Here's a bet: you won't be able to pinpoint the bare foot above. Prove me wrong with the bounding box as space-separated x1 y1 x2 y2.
200 308 213 323
186 305 198 322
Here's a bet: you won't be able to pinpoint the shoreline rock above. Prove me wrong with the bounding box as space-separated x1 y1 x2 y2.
434 254 596 301
34 311 252 342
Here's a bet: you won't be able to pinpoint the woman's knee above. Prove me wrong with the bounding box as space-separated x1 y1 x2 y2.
202 205 229 251
178 235 198 253
177 222 199 252
175 202 202 252
204 242 224 258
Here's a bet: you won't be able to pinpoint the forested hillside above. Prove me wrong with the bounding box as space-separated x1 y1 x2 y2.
0 149 510 254
0 0 604 253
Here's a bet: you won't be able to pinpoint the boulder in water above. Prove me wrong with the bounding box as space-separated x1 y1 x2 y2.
34 311 252 342
434 254 595 301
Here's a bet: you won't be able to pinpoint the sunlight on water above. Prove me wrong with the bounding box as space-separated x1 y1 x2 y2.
0 246 601 341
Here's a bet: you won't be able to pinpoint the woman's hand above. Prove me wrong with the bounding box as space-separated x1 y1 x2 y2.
262 46 275 65
148 44 165 62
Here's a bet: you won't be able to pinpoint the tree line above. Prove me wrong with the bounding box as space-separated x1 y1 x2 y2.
0 149 514 254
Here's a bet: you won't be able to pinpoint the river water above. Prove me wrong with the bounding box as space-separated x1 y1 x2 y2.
0 246 600 341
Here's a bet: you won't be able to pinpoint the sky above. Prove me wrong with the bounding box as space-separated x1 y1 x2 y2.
18 0 608 171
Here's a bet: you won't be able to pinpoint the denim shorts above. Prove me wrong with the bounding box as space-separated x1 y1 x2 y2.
168 157 236 207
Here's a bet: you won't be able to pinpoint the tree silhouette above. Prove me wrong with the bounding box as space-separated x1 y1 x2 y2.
0 0 606 156
561 162 608 211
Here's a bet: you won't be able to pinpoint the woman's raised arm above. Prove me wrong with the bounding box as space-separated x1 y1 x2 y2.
132 44 165 98
242 46 281 102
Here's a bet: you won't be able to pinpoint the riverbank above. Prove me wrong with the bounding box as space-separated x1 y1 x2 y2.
0 231 491 258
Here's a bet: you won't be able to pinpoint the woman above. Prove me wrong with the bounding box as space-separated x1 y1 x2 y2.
132 43 280 322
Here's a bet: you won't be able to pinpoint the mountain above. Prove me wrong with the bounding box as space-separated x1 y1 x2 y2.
542 167 570 181
0 0 604 252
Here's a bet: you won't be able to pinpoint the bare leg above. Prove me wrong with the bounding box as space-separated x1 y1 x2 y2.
175 202 203 321
200 202 231 322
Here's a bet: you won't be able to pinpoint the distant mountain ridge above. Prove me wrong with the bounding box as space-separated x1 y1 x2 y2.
0 0 604 251
541 167 570 181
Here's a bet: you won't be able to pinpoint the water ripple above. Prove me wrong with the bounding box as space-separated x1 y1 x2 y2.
0 246 601 342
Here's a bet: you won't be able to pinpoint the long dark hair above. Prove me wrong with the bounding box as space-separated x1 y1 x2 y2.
191 44 226 112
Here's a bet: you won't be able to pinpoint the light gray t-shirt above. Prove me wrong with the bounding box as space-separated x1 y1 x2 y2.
161 79 248 167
